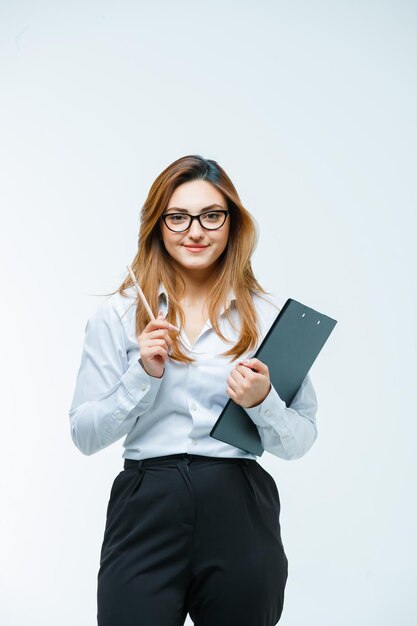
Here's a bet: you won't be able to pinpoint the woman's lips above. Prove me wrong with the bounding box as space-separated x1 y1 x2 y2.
183 245 209 252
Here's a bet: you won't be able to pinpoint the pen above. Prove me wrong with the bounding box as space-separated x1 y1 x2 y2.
126 265 181 332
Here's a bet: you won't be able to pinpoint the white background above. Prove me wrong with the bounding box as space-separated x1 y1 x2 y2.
1 1 416 624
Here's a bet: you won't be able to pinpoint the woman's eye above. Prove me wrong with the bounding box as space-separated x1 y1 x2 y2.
170 215 186 222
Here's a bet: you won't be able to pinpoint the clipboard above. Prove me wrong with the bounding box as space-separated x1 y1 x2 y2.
210 298 337 456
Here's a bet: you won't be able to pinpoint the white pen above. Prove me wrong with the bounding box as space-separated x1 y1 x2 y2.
126 265 180 332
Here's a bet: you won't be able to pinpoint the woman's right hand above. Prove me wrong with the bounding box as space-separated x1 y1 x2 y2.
137 310 176 379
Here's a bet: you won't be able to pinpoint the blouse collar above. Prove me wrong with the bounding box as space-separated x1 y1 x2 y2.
157 281 236 316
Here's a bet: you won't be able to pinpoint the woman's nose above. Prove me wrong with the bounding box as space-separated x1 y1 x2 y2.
188 218 204 236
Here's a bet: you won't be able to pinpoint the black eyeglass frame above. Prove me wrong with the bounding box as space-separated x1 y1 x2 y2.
160 209 230 232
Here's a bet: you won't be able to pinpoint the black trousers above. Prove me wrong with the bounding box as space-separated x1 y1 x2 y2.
97 453 288 626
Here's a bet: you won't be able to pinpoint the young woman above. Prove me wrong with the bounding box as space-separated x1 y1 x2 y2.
69 155 319 626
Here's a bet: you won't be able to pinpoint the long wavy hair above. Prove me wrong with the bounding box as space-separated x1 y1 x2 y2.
106 154 275 364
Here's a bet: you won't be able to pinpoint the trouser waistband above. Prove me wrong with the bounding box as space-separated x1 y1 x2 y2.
123 453 256 471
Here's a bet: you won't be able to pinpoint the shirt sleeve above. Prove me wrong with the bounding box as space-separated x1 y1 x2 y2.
244 373 318 460
68 299 164 456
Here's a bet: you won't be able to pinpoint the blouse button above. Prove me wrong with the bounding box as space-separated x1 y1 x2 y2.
140 384 148 391
190 403 197 411
264 409 271 417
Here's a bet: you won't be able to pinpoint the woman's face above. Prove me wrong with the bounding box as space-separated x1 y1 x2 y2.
160 179 230 278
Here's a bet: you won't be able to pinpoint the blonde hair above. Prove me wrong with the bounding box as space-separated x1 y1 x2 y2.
107 154 274 364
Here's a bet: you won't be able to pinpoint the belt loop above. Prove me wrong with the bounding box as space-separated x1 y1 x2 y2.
137 460 144 472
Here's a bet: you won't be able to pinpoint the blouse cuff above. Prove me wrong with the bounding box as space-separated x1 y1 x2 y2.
120 359 164 411
244 384 295 440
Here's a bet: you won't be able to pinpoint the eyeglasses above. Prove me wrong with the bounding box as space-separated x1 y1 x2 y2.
161 210 230 232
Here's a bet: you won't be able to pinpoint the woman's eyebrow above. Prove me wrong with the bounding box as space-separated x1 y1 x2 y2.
165 203 225 213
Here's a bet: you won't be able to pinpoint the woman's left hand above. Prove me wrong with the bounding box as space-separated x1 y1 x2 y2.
226 358 271 408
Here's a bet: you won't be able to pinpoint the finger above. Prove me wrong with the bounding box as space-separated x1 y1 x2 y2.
149 329 173 345
227 368 249 393
150 331 173 353
156 310 180 334
146 345 168 362
148 317 179 333
226 385 238 399
229 366 246 384
148 337 173 357
240 358 268 374
234 363 255 380
227 375 238 392
146 339 170 351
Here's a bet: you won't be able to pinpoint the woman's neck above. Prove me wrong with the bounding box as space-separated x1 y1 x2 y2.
176 269 216 305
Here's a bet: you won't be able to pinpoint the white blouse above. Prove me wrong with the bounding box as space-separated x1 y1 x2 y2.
68 283 318 461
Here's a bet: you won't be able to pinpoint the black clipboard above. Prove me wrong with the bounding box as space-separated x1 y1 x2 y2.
210 298 337 456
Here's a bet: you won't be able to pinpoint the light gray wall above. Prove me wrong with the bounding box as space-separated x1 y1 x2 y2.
1 1 416 624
